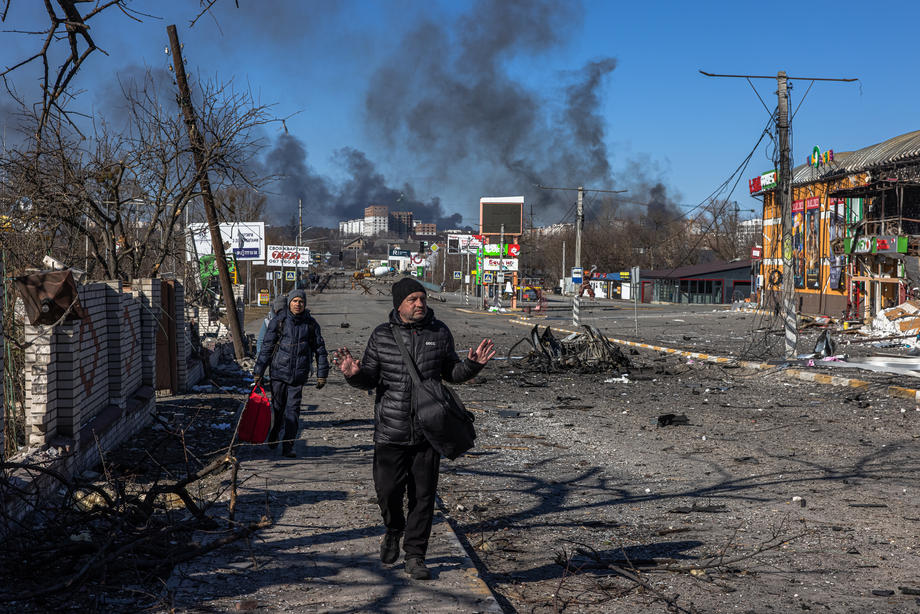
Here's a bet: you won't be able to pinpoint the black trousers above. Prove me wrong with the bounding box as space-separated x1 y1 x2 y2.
269 379 304 451
373 440 441 558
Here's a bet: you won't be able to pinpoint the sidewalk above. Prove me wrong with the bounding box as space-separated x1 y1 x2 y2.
163 381 501 614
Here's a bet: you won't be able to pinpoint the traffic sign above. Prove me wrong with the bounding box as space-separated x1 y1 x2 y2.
453 270 462 280
483 272 494 284
285 271 296 281
571 267 583 284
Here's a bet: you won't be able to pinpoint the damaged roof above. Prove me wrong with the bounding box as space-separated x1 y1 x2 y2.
791 129 920 187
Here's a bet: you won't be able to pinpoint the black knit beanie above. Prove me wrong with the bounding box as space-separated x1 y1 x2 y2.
392 278 426 309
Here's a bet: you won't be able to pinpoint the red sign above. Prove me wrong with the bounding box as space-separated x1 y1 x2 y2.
751 246 763 260
507 244 521 257
748 176 762 194
792 200 805 213
805 197 820 210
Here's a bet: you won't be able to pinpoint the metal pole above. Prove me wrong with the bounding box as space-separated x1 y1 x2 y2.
777 71 797 359
562 240 566 293
168 24 245 359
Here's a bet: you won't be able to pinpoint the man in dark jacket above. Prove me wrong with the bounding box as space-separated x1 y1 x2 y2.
254 289 329 458
335 278 495 580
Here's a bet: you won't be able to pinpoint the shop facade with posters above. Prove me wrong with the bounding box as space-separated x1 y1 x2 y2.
756 130 920 320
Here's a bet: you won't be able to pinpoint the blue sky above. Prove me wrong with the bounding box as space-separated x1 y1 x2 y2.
2 0 916 228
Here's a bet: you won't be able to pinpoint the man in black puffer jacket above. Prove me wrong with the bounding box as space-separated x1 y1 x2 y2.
254 289 329 458
336 278 495 580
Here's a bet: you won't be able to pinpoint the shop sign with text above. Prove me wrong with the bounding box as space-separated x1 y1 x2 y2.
482 257 519 271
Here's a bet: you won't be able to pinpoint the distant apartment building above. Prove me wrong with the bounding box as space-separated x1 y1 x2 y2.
364 205 389 236
339 218 364 236
414 221 437 236
389 210 414 237
534 223 574 236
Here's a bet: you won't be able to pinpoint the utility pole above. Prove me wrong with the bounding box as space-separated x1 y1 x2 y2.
699 70 856 359
298 198 303 287
776 72 796 358
167 24 246 359
574 187 584 277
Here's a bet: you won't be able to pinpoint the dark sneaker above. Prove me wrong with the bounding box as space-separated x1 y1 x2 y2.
380 530 402 564
405 557 430 580
281 448 296 458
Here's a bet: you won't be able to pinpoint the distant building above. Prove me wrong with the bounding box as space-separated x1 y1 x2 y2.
534 223 574 236
339 218 364 236
364 205 389 236
737 218 762 244
389 210 414 237
414 221 437 236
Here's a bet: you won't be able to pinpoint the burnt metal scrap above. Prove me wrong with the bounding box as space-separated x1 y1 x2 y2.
510 325 632 373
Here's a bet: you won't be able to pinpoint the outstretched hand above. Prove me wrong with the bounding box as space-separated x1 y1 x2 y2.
334 347 361 377
468 338 496 365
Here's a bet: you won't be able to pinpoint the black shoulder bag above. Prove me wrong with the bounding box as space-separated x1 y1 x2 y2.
390 324 476 460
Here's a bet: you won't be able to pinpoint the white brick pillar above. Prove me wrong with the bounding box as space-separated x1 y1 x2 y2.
23 326 56 446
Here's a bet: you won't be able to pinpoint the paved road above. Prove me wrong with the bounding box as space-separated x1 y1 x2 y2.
166 290 502 613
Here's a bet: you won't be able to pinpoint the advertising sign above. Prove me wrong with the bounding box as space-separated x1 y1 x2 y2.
266 245 311 268
805 198 820 289
390 248 411 258
792 200 805 288
187 221 265 261
482 257 519 271
480 196 524 235
258 291 270 306
448 234 484 254
483 244 521 257
853 236 872 254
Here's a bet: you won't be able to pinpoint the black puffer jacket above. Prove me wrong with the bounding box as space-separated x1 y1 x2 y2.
346 308 483 445
254 309 329 385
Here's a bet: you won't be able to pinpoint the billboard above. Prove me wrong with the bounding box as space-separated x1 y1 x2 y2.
187 221 265 261
266 245 311 268
480 196 524 235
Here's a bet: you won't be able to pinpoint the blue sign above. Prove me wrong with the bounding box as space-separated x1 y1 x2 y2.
285 271 296 281
571 267 583 284
453 271 462 280
233 247 260 259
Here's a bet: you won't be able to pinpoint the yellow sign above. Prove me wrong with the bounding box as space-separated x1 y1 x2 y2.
258 291 270 306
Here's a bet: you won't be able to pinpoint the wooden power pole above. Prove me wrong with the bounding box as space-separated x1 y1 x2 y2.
167 24 246 360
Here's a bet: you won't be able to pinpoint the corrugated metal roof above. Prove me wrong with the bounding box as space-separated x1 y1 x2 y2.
791 129 920 187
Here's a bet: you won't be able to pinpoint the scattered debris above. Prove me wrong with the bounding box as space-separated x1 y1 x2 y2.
508 325 631 373
655 413 690 427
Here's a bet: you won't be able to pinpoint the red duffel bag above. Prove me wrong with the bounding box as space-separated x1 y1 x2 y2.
238 385 272 444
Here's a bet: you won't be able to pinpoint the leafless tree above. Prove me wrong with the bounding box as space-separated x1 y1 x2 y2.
695 198 757 262
0 1 238 137
0 70 274 281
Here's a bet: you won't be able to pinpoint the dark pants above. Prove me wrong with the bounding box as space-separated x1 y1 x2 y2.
373 440 441 559
269 379 304 452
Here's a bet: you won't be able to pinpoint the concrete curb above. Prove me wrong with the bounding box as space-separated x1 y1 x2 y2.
507 317 920 402
434 500 505 613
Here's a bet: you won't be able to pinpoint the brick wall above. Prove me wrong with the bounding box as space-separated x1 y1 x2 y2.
3 278 200 532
